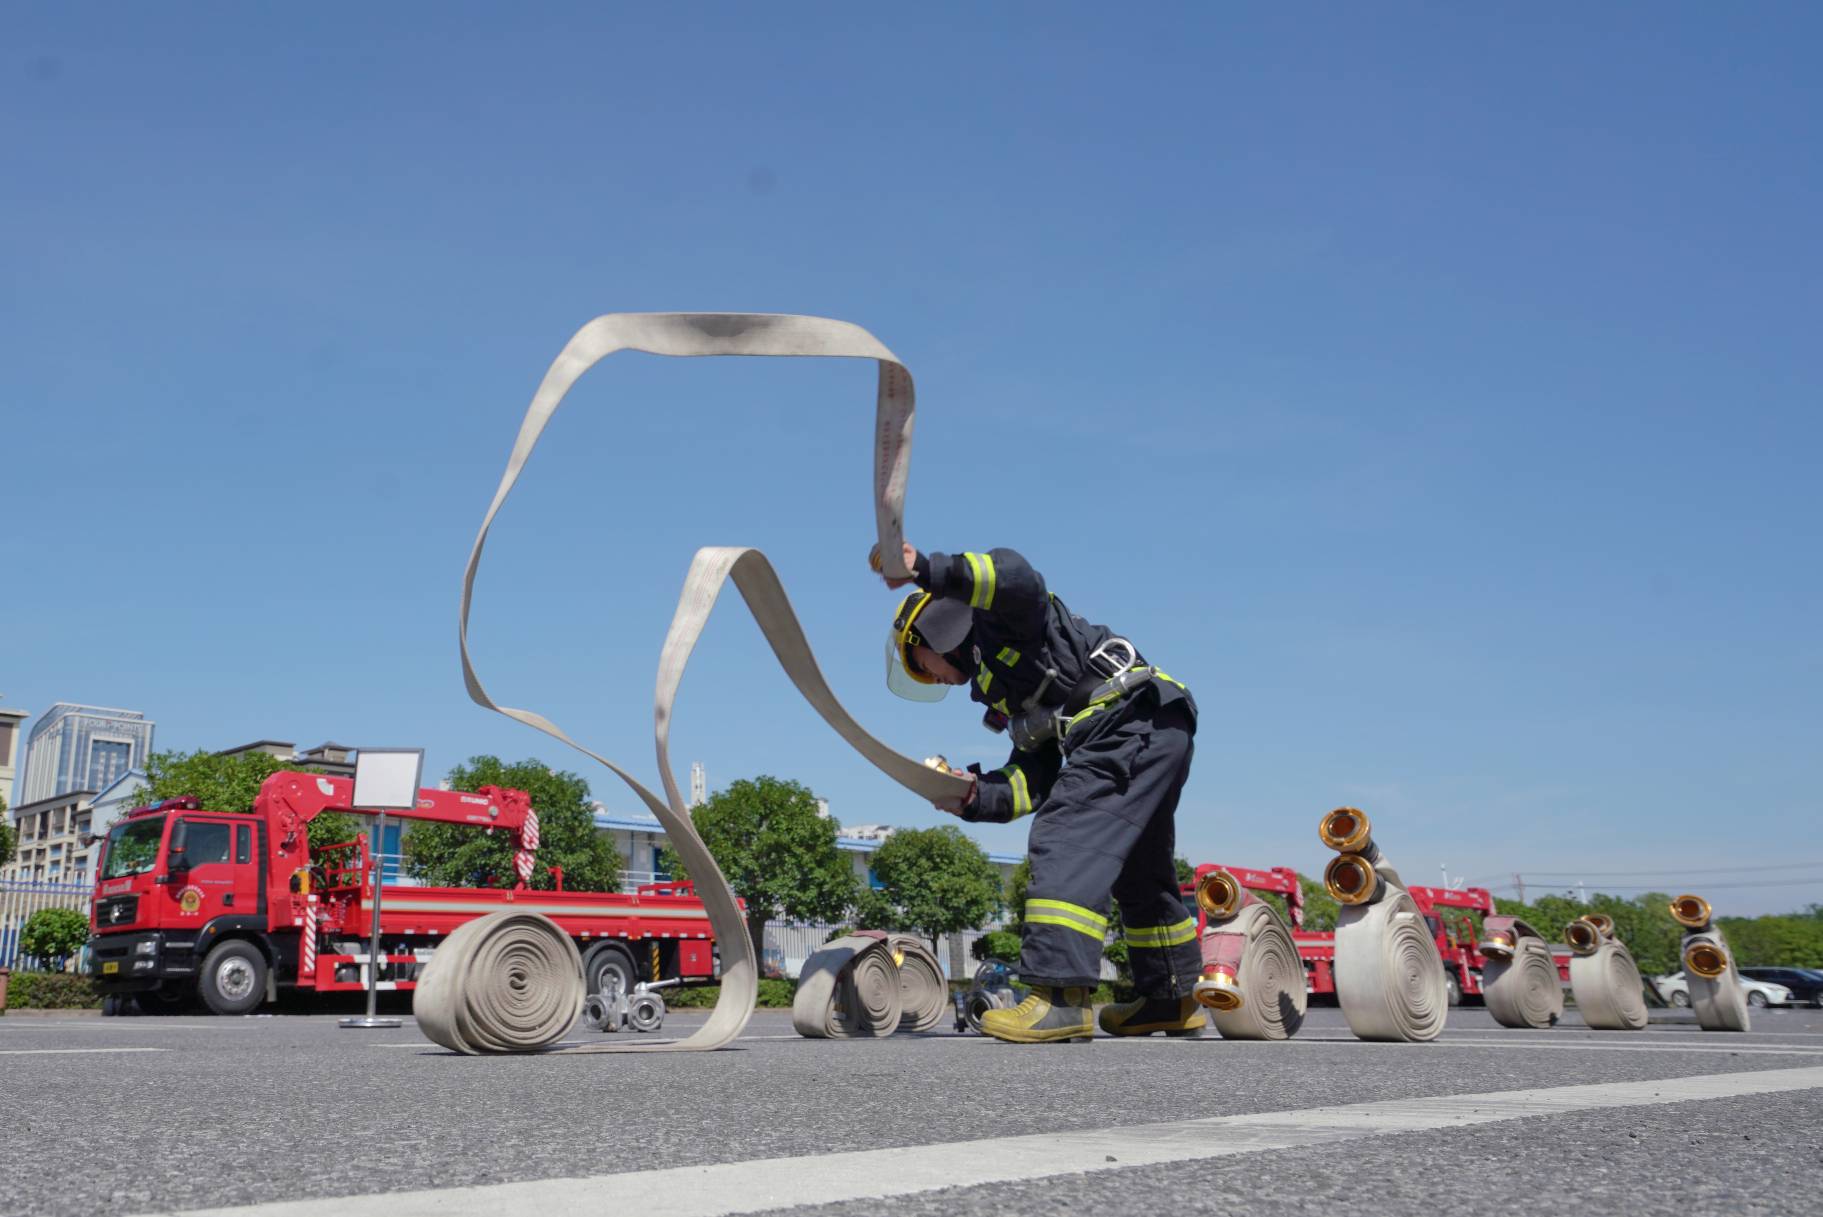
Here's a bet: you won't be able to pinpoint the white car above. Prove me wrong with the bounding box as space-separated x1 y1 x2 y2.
1654 970 1795 1009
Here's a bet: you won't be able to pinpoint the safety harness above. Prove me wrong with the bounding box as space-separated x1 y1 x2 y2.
998 638 1159 752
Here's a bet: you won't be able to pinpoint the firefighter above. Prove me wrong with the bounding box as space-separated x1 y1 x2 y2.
880 542 1202 1042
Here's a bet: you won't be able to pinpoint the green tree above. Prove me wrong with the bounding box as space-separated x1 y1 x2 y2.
22 908 90 966
1298 872 1341 933
865 825 1003 954
138 749 356 853
1717 915 1823 967
0 790 13 865
659 775 856 961
404 757 622 892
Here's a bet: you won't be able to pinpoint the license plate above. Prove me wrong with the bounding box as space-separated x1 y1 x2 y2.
103 962 119 974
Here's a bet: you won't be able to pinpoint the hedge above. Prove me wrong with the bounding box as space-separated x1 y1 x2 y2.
3 971 102 1012
667 978 797 1008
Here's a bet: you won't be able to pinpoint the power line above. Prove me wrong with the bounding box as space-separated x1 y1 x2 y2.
1486 877 1823 893
1467 861 1823 884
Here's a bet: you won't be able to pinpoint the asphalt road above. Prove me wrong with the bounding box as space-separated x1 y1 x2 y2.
3 1003 1820 1217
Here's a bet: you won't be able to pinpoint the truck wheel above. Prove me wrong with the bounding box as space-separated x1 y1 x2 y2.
583 942 637 1002
1444 970 1461 1008
200 940 268 1015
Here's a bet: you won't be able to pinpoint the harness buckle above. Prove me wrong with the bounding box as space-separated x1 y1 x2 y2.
1087 637 1138 681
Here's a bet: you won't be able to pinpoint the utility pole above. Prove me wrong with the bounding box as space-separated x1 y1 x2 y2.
1513 872 1525 904
689 761 706 808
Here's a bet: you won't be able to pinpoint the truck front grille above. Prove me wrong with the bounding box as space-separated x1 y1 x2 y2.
97 895 140 926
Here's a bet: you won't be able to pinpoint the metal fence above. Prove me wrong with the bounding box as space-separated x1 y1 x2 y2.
761 921 1004 983
0 879 92 969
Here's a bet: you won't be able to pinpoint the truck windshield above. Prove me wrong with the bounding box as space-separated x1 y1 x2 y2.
102 816 166 878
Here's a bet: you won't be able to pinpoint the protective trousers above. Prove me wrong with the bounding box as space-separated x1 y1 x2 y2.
1020 697 1199 993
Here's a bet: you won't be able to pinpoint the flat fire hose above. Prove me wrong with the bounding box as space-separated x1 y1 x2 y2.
417 314 972 1055
1565 918 1648 1031
793 932 948 1037
1477 915 1563 1029
1198 901 1307 1041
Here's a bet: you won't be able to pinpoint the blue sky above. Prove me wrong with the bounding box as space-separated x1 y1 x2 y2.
3 5 1817 913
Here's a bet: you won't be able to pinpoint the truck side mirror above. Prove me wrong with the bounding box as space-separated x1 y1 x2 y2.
159 821 190 884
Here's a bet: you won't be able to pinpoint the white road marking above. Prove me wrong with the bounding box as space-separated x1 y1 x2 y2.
0 1047 169 1056
0 1021 225 1032
144 1065 1823 1217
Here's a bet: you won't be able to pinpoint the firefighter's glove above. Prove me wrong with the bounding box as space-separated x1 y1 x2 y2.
932 772 978 819
871 541 924 590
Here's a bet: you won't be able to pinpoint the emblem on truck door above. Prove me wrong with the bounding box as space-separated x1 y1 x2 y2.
178 886 204 915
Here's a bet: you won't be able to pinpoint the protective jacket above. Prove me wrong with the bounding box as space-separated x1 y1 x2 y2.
910 547 1195 823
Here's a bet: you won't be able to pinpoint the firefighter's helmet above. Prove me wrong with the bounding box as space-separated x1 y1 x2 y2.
886 590 973 702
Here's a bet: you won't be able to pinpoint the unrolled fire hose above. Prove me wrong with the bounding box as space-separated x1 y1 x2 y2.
1318 808 1447 1042
1670 894 1749 1033
792 932 948 1037
1563 914 1648 1030
1477 915 1563 1029
416 314 973 1054
1191 869 1307 1040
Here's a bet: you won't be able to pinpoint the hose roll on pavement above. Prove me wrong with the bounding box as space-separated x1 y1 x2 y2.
794 934 904 1038
1334 887 1448 1042
436 313 974 1054
1202 901 1307 1041
414 912 583 1055
1565 919 1648 1031
888 935 950 1034
1478 916 1562 1030
1319 814 1445 1043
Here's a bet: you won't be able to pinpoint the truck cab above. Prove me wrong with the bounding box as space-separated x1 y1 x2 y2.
88 800 275 1011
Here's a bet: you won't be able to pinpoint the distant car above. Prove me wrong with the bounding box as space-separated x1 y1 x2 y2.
1654 970 1796 1009
1738 967 1823 1008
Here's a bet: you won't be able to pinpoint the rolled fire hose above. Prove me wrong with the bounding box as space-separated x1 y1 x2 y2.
1477 915 1562 1029
418 313 973 1054
888 934 950 1034
414 912 584 1054
1671 894 1749 1033
1320 809 1447 1043
1564 916 1648 1030
1196 899 1307 1041
793 932 948 1037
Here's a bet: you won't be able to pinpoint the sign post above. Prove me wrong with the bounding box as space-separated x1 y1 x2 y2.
338 747 424 1030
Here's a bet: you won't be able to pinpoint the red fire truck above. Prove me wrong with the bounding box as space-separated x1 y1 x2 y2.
1186 863 1570 1005
85 770 720 1015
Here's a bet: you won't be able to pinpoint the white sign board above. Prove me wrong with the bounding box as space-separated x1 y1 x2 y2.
351 748 425 811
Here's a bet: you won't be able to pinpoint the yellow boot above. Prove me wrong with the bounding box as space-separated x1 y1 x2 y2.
1097 994 1207 1037
980 986 1095 1043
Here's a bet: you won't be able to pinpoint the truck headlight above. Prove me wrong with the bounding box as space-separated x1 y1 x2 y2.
132 959 155 971
135 941 157 956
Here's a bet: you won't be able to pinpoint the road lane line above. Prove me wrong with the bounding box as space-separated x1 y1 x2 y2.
144 1064 1823 1217
0 1047 169 1055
